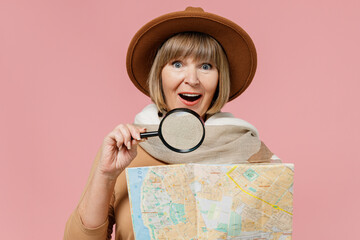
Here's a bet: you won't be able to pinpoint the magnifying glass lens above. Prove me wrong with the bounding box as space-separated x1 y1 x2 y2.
160 110 204 152
139 108 205 153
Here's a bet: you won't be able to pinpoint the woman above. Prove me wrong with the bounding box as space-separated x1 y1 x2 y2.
64 7 280 240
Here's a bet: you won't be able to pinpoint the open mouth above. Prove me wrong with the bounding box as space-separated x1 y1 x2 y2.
179 93 202 102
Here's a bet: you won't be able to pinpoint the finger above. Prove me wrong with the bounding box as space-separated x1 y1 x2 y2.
105 130 122 147
126 124 143 141
134 126 147 140
104 132 117 147
106 129 124 151
112 131 125 150
129 139 139 157
139 127 147 136
118 125 132 150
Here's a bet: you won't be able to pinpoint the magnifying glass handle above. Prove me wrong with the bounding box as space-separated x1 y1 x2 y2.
140 131 158 138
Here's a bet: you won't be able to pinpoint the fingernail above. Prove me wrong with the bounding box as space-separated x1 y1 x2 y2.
127 142 131 150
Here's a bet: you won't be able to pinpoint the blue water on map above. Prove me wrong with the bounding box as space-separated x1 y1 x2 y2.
127 167 151 239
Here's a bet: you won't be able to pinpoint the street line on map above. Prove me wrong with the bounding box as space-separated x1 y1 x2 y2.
275 183 293 205
226 166 293 216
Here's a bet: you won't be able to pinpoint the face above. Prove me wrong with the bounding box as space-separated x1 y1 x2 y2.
161 57 219 119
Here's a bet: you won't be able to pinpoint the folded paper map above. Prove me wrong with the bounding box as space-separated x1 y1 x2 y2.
126 163 294 239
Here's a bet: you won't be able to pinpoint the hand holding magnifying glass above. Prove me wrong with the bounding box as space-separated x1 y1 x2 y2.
139 108 205 153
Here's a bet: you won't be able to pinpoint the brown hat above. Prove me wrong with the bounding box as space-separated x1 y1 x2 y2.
126 7 257 102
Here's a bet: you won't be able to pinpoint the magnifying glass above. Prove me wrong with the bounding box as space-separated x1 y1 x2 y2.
140 108 205 153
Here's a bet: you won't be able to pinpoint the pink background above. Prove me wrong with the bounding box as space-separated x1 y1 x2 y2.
1 0 359 239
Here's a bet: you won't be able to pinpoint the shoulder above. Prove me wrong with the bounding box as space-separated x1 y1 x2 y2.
248 141 282 163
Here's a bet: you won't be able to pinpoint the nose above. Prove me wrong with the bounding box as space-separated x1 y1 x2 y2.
184 66 200 86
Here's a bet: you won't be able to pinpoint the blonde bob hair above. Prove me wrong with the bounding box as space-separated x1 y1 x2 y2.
147 32 230 116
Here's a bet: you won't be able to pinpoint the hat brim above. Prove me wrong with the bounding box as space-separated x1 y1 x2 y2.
126 8 257 102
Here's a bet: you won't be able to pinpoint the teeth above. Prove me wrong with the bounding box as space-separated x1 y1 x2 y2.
181 93 200 97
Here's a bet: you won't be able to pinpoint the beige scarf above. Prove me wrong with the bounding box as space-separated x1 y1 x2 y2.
134 104 261 164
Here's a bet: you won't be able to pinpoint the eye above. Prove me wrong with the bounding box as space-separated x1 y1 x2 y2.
201 63 212 70
172 61 182 68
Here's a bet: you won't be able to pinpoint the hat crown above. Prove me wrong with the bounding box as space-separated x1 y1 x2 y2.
184 6 204 13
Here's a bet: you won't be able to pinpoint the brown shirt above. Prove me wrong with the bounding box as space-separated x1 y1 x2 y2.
64 142 274 240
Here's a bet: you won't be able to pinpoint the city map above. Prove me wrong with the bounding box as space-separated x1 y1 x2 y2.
126 163 294 239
